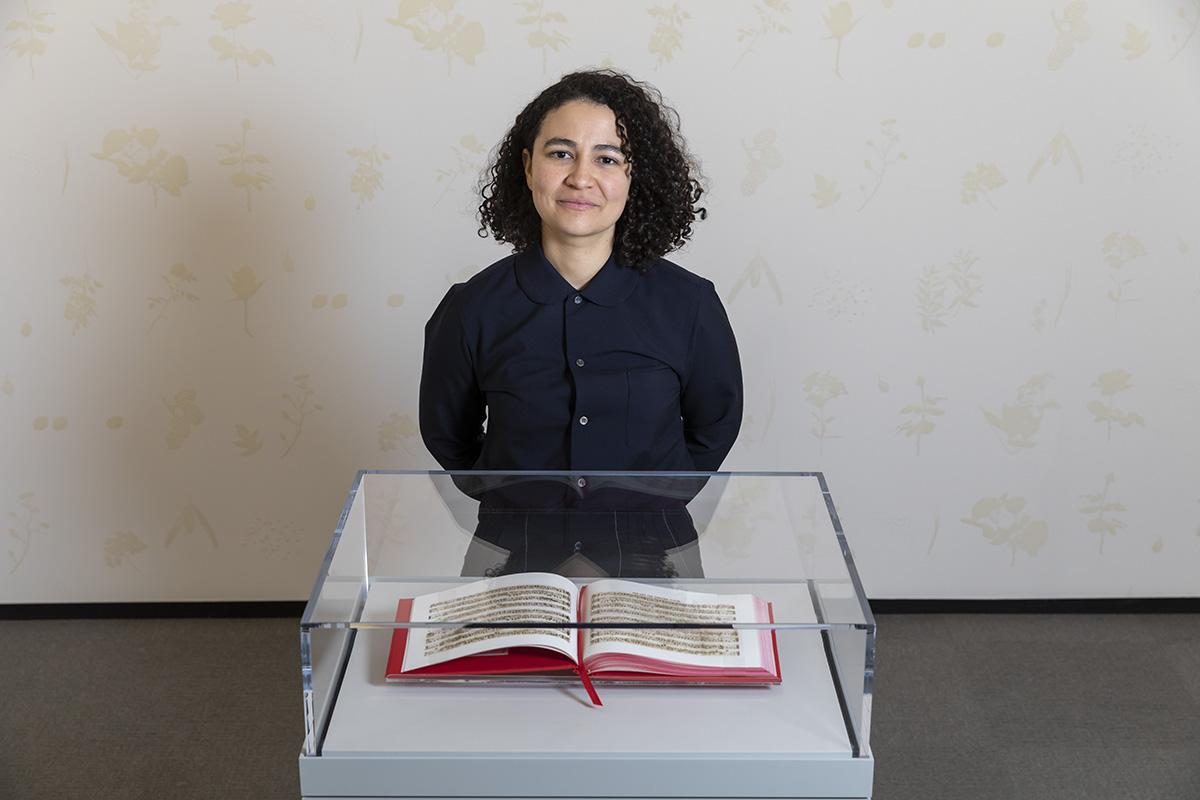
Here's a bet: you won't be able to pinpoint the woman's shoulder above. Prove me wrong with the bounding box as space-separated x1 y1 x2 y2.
460 252 520 293
642 255 718 298
435 253 520 312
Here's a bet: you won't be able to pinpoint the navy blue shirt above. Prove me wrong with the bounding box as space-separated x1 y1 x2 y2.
419 246 742 474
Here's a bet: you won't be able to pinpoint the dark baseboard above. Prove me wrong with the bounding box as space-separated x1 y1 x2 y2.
0 601 307 620
871 597 1200 614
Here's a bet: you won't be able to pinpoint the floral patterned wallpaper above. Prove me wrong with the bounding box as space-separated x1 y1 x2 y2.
2 0 1198 600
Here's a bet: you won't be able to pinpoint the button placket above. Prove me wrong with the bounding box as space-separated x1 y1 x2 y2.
565 294 595 469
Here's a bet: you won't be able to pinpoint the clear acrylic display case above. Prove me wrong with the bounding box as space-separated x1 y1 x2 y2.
299 470 875 799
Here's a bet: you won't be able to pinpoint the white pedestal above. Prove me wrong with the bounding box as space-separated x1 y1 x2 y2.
299 581 874 799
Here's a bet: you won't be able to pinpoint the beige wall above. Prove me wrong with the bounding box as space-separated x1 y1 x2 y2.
2 0 1198 601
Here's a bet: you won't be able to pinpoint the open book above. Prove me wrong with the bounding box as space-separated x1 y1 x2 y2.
385 572 781 704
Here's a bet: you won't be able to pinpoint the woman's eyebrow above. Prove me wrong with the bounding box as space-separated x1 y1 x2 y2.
542 137 623 154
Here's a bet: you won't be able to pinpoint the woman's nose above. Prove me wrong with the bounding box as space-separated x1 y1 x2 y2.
566 159 594 187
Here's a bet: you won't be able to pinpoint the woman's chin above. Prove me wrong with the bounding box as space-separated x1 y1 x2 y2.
545 221 615 242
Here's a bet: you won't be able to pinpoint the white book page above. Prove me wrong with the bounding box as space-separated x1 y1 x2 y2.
581 579 764 669
401 572 578 672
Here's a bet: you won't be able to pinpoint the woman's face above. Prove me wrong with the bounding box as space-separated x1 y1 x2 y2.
522 100 631 251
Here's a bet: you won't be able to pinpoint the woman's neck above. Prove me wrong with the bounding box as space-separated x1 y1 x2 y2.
541 235 613 290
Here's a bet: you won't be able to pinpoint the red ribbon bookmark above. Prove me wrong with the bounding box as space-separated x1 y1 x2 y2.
575 664 603 707
574 616 602 707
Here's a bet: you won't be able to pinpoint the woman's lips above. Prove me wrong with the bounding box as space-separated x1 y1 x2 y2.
559 200 595 210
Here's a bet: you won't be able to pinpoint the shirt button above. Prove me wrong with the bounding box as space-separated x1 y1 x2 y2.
573 295 582 305
579 415 589 426
577 477 587 488
575 358 585 367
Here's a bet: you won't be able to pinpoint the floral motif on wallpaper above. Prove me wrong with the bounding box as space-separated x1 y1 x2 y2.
210 1 274 81
5 1 54 78
96 0 178 76
147 263 198 332
1088 370 1144 440
1120 23 1150 60
897 376 945 455
1028 131 1084 184
823 2 860 79
811 272 871 322
280 373 322 458
516 1 568 73
92 126 189 205
1032 268 1073 333
61 271 103 334
712 483 773 559
217 119 272 212
31 416 68 432
811 174 840 208
1102 233 1146 319
244 515 301 558
348 145 390 207
906 32 946 49
435 134 487 210
648 3 689 66
311 293 348 310
386 0 485 76
734 0 791 69
1079 473 1126 554
164 389 204 450
233 424 263 456
1047 1 1089 71
104 530 148 567
728 255 783 306
378 413 418 453
802 371 848 453
228 265 264 336
1169 0 1200 62
741 130 783 196
166 504 217 548
916 251 981 333
858 119 905 212
961 495 1048 565
7 492 48 574
983 374 1061 452
961 162 1006 208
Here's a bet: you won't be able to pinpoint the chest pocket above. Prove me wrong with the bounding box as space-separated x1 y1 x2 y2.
625 366 681 448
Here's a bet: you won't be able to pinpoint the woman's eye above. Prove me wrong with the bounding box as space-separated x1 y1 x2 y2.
599 156 618 165
550 150 572 159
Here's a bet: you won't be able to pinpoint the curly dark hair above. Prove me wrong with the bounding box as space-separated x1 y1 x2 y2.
477 69 706 271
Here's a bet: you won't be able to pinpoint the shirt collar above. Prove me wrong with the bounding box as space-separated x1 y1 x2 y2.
515 244 640 307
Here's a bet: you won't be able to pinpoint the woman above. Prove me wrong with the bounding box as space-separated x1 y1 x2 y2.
420 69 741 578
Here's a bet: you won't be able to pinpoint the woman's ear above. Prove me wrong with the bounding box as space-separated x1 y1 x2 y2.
522 149 532 190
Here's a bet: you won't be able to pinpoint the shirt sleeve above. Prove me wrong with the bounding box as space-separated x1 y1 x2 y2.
680 281 743 471
419 285 486 470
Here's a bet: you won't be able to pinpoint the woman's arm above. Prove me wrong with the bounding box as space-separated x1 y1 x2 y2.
419 285 486 469
680 282 743 471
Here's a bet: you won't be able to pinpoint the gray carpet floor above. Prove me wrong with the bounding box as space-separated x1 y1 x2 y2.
1 613 1197 799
